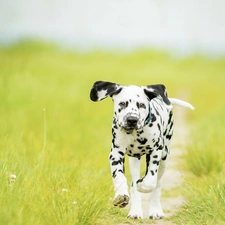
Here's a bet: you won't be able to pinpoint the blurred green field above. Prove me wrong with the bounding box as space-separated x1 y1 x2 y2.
0 41 225 225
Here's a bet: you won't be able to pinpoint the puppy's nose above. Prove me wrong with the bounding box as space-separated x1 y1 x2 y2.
127 116 138 127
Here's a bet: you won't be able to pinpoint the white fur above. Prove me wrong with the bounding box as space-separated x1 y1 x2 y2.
169 98 195 110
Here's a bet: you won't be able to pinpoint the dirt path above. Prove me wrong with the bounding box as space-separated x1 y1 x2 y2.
118 105 189 225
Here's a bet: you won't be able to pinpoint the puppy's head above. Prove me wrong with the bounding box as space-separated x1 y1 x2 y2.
90 81 171 132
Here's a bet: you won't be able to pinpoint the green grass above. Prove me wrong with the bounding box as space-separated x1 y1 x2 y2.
0 40 225 224
173 107 225 224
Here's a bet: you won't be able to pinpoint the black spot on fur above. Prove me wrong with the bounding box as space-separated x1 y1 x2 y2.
158 145 163 150
153 160 159 165
157 123 161 131
168 122 174 133
151 113 156 123
155 109 160 116
118 151 124 156
112 169 117 178
168 111 173 124
136 178 144 184
113 123 118 129
163 129 167 136
166 134 172 140
151 170 155 176
154 139 160 148
112 158 122 166
145 154 150 175
133 154 141 159
165 146 169 153
137 138 148 145
112 138 119 148
112 129 116 138
162 154 167 160
137 130 144 135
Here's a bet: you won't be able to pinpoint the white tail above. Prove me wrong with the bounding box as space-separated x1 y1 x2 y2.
169 98 195 110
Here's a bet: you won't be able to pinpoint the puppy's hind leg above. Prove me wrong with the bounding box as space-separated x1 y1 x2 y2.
149 158 168 219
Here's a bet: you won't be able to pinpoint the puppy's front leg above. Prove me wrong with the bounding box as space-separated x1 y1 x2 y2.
128 156 143 219
109 148 129 208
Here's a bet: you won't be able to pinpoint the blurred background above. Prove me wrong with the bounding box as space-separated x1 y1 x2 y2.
1 0 225 56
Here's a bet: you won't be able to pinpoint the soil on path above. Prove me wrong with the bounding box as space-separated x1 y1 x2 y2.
118 105 189 225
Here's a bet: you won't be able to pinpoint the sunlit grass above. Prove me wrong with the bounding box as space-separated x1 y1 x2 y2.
186 110 225 177
173 106 225 224
0 41 225 224
173 178 225 225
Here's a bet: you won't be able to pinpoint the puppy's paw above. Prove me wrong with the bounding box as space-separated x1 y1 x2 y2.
113 195 129 208
127 208 143 219
149 207 164 220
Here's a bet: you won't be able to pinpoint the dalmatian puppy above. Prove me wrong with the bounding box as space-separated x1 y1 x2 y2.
90 81 194 220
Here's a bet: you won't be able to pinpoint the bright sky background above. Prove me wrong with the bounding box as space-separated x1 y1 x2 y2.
0 0 225 56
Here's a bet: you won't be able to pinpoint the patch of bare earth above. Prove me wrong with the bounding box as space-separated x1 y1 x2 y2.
118 104 189 225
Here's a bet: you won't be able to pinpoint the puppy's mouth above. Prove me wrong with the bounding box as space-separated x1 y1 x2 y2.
121 115 142 132
122 126 136 132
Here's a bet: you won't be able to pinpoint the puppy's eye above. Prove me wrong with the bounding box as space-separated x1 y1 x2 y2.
119 102 126 107
139 103 146 108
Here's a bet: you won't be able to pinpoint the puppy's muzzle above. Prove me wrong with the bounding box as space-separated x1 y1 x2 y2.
123 114 140 131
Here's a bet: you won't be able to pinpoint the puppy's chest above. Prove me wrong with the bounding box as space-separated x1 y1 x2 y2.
124 133 161 158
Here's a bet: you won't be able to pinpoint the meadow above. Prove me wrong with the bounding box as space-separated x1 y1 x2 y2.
0 41 225 225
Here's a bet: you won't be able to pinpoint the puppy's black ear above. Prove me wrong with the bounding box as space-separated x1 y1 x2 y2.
142 84 172 107
90 81 122 102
